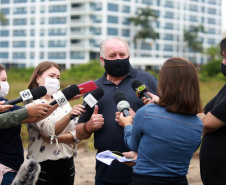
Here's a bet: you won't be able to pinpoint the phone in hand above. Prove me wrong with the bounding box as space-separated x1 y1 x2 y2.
78 81 98 94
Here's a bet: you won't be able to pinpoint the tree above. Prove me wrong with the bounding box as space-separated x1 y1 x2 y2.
205 45 221 61
184 25 205 53
129 6 159 56
0 12 7 25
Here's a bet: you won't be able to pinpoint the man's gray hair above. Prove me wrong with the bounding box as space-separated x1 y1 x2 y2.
100 37 130 58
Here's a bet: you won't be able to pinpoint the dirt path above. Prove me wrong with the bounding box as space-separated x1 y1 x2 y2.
74 148 202 185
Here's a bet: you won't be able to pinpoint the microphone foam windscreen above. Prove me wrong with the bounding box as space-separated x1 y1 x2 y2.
90 88 104 100
131 80 143 91
114 91 126 105
62 84 80 100
30 86 47 100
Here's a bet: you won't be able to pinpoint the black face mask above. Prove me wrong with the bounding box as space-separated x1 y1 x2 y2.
103 57 130 77
221 63 226 77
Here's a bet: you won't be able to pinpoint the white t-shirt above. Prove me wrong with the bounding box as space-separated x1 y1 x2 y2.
26 99 79 162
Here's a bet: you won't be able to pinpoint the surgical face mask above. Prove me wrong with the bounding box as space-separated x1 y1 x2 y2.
221 63 226 77
0 81 9 98
43 77 60 96
103 57 130 77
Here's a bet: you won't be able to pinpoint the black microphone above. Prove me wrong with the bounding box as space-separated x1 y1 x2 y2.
114 91 130 117
11 159 41 185
49 84 80 106
131 80 150 99
5 86 47 105
70 88 105 120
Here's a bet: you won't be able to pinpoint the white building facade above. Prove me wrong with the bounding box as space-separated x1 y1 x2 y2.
0 0 222 69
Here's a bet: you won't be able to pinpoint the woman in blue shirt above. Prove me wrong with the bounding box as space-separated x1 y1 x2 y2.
118 57 203 185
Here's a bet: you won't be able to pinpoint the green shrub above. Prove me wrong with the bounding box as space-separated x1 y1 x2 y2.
200 59 221 77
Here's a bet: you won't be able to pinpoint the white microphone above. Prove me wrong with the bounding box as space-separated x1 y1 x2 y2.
11 159 41 185
114 91 130 117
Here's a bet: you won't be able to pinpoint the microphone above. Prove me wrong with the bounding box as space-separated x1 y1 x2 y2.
114 91 130 117
5 86 47 105
49 84 80 106
131 80 150 99
11 159 41 185
70 87 104 120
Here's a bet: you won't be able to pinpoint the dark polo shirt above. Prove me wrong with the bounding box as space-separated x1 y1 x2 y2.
78 66 158 184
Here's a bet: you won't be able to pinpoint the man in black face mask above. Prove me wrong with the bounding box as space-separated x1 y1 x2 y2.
200 37 226 185
76 37 158 185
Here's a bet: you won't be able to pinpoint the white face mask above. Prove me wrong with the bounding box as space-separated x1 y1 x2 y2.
0 81 9 98
44 78 60 96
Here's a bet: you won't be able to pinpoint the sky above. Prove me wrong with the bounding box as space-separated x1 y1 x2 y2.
222 1 226 32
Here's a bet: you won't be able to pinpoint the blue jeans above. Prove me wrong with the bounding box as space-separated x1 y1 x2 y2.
2 171 16 185
95 180 129 185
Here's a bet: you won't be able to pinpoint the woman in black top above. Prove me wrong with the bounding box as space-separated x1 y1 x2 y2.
200 37 226 185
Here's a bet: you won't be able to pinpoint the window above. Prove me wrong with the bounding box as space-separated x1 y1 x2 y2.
13 30 26 36
164 12 174 19
122 18 130 25
1 0 9 4
40 29 45 36
164 45 173 51
122 29 130 37
0 30 9 37
189 15 198 22
13 52 26 59
208 28 215 34
40 52 44 59
13 41 26 48
89 27 101 35
108 3 118 12
49 17 66 24
0 41 9 48
70 51 85 59
190 5 198 12
31 18 35 25
30 52 34 59
165 1 174 8
48 28 67 36
164 34 174 40
48 52 66 59
13 0 27 3
30 41 35 47
122 6 130 13
208 38 215 45
48 40 66 47
141 43 151 50
107 28 118 36
208 18 216 24
0 8 9 14
0 52 8 58
208 8 216 15
49 5 67 12
13 7 27 14
30 29 35 36
108 16 118 24
164 23 173 30
142 0 153 5
13 18 27 25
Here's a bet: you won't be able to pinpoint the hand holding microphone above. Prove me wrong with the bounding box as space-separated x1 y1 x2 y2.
131 80 150 99
70 88 105 120
114 91 130 117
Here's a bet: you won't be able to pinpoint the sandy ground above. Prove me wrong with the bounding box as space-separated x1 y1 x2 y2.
74 148 202 185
